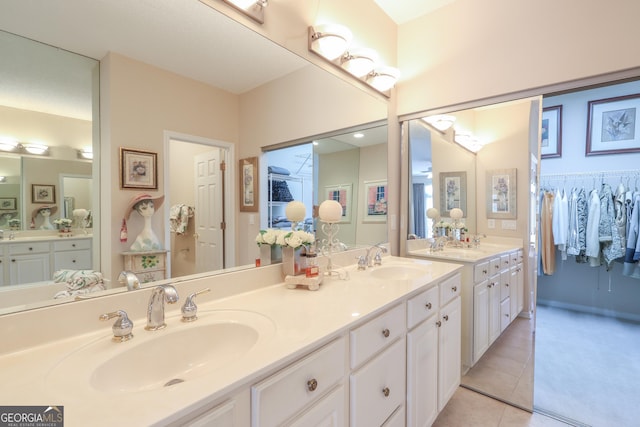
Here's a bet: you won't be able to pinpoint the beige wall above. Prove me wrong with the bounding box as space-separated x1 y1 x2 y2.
101 52 239 279
397 0 640 115
356 143 388 245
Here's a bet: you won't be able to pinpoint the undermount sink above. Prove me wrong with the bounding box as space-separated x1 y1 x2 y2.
46 310 275 395
368 264 430 281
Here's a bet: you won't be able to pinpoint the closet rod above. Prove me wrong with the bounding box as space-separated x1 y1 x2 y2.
540 169 640 180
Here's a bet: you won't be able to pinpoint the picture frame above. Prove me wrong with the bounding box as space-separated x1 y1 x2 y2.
325 183 352 223
240 157 259 212
541 105 562 158
586 93 640 156
439 171 467 216
0 197 17 210
363 179 388 223
31 184 56 204
486 168 517 219
120 147 158 190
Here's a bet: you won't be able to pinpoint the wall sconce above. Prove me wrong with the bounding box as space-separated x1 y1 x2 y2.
423 115 456 132
22 143 49 155
454 129 484 153
309 24 400 96
216 0 267 24
0 138 19 152
79 147 93 159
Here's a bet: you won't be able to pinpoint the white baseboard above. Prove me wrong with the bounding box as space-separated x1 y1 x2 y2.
537 299 640 323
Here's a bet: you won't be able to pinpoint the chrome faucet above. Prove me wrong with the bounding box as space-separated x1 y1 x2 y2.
365 243 388 267
472 233 487 248
146 284 179 331
118 270 140 291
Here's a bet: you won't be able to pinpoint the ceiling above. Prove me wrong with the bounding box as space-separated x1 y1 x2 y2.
374 0 455 24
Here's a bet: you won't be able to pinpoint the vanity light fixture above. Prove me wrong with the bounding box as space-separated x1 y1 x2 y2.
340 48 378 77
217 0 267 24
0 176 6 183
423 114 456 132
309 24 353 60
454 130 484 153
0 140 19 152
353 132 364 139
308 24 400 96
22 143 49 155
79 147 93 159
366 66 401 93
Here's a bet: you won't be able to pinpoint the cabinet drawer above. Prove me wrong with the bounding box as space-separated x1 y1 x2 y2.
383 405 405 427
500 298 511 331
9 242 49 255
123 252 166 271
489 257 501 274
54 250 92 270
350 304 405 369
500 254 511 269
53 239 91 251
473 261 489 283
439 273 461 307
500 270 510 301
350 337 406 427
407 285 439 329
252 336 346 427
509 251 519 265
137 269 166 283
287 385 345 427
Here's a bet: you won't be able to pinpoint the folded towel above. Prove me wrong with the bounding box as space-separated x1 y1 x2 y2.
170 204 194 235
53 269 103 288
54 282 106 299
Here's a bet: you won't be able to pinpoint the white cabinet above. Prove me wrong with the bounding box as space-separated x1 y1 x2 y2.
54 238 92 270
473 278 490 361
177 390 250 427
407 272 462 426
8 242 50 285
287 385 345 427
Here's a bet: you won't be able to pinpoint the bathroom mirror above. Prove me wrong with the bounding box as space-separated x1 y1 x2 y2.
0 2 387 313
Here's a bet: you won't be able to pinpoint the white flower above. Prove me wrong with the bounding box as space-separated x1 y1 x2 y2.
53 218 73 226
256 229 286 246
283 230 315 248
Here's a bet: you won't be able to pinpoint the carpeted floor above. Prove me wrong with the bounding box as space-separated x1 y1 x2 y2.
534 304 640 427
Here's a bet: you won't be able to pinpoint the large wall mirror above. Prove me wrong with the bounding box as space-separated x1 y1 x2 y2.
406 98 536 410
0 2 387 314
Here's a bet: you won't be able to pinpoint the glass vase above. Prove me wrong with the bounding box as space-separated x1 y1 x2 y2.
281 246 303 277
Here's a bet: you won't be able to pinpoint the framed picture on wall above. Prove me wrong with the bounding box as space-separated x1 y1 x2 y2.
486 168 517 219
325 183 352 223
439 171 467 216
363 180 388 223
541 105 562 158
586 93 640 156
120 147 158 189
31 184 56 204
240 157 259 212
0 197 16 210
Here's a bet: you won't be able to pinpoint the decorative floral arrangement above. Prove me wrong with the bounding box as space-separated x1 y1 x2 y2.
435 220 451 229
53 218 73 227
256 229 315 249
8 219 20 226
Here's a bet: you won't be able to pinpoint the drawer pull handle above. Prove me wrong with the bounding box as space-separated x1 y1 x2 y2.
382 328 390 338
482 269 487 274
425 302 432 310
307 378 318 392
29 247 33 251
72 244 76 247
72 260 76 263
505 283 509 287
382 387 390 397
443 315 449 321
436 320 442 327
451 286 457 292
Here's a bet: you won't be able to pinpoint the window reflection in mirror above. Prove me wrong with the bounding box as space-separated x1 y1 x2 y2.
263 124 388 249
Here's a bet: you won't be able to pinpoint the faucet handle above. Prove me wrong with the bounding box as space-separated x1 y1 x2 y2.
356 255 367 270
181 288 211 322
374 251 384 266
100 310 134 342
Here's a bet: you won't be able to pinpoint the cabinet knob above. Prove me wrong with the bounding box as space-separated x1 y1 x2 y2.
425 302 432 310
436 320 442 327
482 269 487 274
382 387 390 397
451 286 457 292
495 265 499 269
505 283 509 287
381 328 390 338
72 244 76 247
307 378 318 392
443 314 449 321
11 259 15 263
28 247 33 251
505 314 510 317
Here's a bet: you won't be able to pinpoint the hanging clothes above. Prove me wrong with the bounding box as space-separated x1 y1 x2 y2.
586 189 601 267
541 191 556 275
552 188 569 260
614 183 627 255
566 187 587 262
623 193 640 278
599 183 625 268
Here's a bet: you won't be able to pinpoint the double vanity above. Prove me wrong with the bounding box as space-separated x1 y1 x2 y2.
0 240 524 426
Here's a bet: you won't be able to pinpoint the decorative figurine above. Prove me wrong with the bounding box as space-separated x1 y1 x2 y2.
33 205 58 230
124 193 164 251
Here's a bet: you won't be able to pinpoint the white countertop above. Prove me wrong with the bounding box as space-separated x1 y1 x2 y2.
407 238 523 263
0 256 461 426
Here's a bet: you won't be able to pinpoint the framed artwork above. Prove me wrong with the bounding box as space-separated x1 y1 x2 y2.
0 197 16 210
120 148 158 189
486 168 517 219
541 105 562 158
325 183 352 223
363 179 388 223
586 93 640 156
240 157 259 212
31 184 56 204
439 171 467 216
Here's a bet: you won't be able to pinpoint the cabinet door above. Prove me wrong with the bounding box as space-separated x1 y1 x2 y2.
54 250 92 270
174 390 250 427
438 296 461 411
0 257 5 286
516 263 524 314
488 277 501 345
9 254 50 285
473 279 490 362
500 298 511 332
407 319 438 427
510 267 518 322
